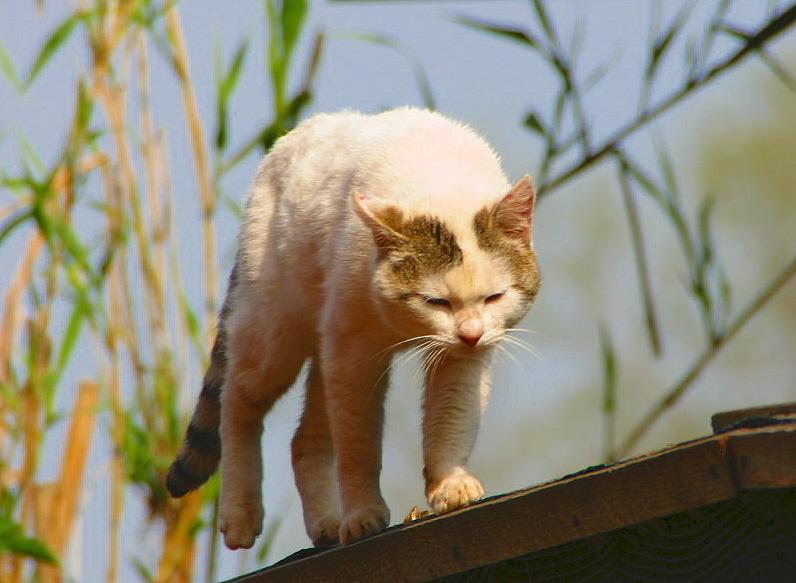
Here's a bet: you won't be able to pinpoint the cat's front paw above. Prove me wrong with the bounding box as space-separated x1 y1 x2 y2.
308 514 341 548
339 502 389 544
220 501 264 550
427 471 484 514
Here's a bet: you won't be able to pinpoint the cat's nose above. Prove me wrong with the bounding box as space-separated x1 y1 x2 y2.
458 332 482 347
458 320 483 347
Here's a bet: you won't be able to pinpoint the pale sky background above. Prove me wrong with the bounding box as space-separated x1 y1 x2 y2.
1 1 795 581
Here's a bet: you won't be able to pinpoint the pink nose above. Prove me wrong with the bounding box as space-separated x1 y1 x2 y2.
458 332 482 347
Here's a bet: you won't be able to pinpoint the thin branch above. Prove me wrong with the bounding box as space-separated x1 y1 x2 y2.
617 251 796 458
538 3 796 198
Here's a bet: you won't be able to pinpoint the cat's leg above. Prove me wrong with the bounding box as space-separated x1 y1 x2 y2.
422 351 493 514
219 309 308 549
291 358 341 547
322 339 391 544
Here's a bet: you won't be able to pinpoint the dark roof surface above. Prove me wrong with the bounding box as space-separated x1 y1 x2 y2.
228 404 796 583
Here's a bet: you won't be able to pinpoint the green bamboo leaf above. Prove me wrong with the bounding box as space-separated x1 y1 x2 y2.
523 111 547 137
531 0 555 43
51 219 93 275
598 323 617 413
0 517 58 564
43 299 89 400
0 210 33 247
718 23 749 42
177 289 204 360
646 1 694 82
304 30 325 87
652 138 680 207
131 0 177 28
280 0 309 69
256 513 285 562
454 15 541 51
338 32 435 109
0 41 23 92
219 40 249 105
131 557 155 583
619 154 667 209
717 266 732 330
75 79 94 135
265 0 286 108
552 85 567 132
18 135 46 176
215 39 250 151
26 13 84 87
598 322 618 463
583 56 615 91
758 49 796 97
684 34 698 78
697 195 717 267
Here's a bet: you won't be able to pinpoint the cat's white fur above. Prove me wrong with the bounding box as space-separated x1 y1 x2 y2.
216 108 538 549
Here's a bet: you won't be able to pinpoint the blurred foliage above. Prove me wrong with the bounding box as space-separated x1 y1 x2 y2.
0 1 321 581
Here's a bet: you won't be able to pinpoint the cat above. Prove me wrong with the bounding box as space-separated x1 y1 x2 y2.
166 107 541 550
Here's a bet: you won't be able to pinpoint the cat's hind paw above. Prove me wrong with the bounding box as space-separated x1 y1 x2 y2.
339 502 389 544
220 502 264 550
427 471 484 514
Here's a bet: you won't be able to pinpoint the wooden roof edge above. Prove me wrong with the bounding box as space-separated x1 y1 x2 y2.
229 412 796 583
711 400 796 432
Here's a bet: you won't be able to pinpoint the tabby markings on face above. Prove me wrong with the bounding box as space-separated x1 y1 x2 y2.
375 209 463 291
473 206 541 302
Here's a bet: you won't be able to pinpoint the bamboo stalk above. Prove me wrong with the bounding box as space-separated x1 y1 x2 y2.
0 234 44 386
165 7 218 351
100 151 125 583
35 381 99 583
155 491 202 583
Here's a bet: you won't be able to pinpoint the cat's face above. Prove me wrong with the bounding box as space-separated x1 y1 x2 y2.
356 176 540 352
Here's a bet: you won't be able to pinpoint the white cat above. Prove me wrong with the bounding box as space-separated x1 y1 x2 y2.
166 107 541 549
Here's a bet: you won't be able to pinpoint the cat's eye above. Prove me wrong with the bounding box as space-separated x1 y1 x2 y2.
484 292 505 304
424 296 451 308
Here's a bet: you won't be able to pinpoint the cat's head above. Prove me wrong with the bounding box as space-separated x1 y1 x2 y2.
354 176 541 352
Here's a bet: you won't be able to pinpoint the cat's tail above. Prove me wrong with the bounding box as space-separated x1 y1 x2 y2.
166 264 239 497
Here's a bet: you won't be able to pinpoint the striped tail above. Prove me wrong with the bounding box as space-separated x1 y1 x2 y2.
166 266 238 497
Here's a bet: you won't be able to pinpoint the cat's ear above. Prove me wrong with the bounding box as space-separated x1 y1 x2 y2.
352 192 408 251
495 175 536 242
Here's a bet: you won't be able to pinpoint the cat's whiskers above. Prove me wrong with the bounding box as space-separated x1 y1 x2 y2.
401 341 439 386
377 336 448 392
493 342 522 370
367 339 437 399
372 334 439 361
504 327 545 340
393 339 439 370
423 344 450 384
501 334 541 361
